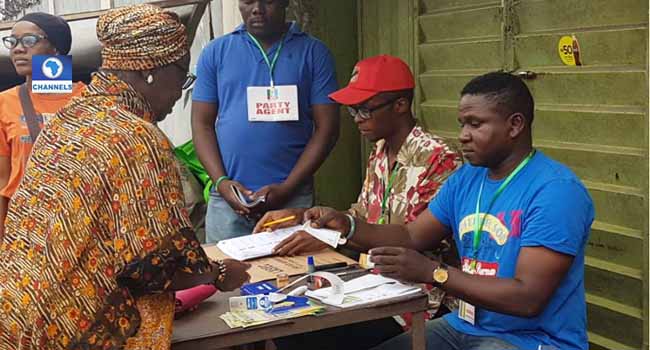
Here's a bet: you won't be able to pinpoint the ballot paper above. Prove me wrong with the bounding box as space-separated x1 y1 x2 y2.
305 274 421 308
217 222 343 261
217 225 298 261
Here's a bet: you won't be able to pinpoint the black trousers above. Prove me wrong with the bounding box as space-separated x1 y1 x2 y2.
273 317 404 350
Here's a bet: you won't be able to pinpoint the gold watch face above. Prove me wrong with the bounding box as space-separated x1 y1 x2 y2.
433 266 449 284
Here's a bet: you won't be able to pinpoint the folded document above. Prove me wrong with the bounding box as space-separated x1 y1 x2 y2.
231 185 266 208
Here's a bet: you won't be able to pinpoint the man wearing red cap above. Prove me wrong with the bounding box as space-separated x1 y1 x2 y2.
329 55 460 229
256 55 460 350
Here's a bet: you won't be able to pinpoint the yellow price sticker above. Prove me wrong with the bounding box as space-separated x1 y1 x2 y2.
558 35 582 66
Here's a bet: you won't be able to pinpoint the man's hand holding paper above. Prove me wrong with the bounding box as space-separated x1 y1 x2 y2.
217 178 255 216
254 208 324 256
231 184 266 208
272 230 328 256
251 182 293 213
254 208 346 256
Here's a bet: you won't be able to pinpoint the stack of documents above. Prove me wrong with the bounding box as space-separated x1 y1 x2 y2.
305 274 421 308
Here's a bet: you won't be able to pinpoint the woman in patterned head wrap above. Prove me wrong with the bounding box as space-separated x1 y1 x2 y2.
0 4 250 350
95 3 194 122
0 12 85 240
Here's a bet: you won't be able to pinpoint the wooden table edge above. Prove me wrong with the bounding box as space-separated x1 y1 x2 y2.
172 293 429 350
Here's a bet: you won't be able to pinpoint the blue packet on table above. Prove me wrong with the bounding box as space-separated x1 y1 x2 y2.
229 295 273 312
268 296 311 315
240 281 278 296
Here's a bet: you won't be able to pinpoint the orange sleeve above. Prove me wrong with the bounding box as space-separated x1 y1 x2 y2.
0 95 9 157
0 126 9 157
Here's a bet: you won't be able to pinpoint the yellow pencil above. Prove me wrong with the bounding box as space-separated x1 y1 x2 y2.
262 215 297 227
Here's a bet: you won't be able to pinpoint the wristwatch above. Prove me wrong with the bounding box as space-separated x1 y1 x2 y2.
432 262 449 286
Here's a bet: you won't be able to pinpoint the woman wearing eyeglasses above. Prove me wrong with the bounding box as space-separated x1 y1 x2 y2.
0 4 248 350
0 12 85 239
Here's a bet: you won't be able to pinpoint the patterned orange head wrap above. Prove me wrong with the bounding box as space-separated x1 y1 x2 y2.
97 4 188 71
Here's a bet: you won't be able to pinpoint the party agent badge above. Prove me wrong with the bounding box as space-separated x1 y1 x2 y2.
247 85 299 122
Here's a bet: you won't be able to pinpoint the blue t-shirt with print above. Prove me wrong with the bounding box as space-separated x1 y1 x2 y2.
428 151 594 350
192 22 338 191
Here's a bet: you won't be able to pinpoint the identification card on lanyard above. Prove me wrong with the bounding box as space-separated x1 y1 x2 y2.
458 302 477 325
458 150 536 326
246 32 299 122
458 264 476 325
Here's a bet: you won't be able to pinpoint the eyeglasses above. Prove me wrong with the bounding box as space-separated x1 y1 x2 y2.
2 34 47 50
172 61 196 90
347 96 403 120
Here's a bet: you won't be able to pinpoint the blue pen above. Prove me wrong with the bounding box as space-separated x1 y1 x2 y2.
307 256 316 273
307 256 315 289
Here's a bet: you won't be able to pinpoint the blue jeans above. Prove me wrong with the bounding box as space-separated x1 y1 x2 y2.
371 318 519 350
205 182 314 243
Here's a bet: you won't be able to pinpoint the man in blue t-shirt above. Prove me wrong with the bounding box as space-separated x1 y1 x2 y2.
262 72 593 350
191 0 340 242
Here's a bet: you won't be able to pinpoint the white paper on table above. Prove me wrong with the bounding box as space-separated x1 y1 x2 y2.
334 283 421 308
308 274 395 296
217 225 302 261
305 274 420 308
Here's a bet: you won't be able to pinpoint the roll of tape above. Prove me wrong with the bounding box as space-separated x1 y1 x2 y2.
311 271 345 305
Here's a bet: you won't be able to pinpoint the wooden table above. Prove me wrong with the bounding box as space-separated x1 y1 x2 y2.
171 289 429 350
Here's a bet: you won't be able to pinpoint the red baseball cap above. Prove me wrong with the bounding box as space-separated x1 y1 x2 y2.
329 54 415 106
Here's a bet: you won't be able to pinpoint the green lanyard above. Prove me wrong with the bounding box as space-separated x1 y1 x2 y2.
377 162 400 224
247 32 285 87
472 150 536 263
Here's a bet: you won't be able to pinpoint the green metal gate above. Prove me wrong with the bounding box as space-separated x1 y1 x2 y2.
290 0 362 211
361 1 649 349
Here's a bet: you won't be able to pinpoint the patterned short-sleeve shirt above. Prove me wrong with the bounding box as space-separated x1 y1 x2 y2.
350 125 460 225
0 72 211 350
349 125 461 321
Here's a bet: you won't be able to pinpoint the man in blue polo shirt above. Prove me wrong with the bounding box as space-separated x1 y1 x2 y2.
191 0 340 241
261 72 594 350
